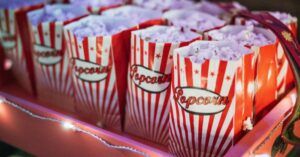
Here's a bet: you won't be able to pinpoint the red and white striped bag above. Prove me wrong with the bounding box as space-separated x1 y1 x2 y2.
206 25 278 122
125 26 201 145
27 5 88 112
64 15 161 130
233 13 298 98
0 3 44 95
169 40 254 157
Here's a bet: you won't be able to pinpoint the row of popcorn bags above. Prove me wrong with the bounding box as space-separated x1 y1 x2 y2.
233 12 298 100
0 1 45 95
63 5 163 130
27 4 89 113
125 9 227 145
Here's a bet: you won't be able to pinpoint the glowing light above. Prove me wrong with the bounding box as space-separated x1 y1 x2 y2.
62 121 76 130
254 154 271 157
0 98 147 157
4 59 12 70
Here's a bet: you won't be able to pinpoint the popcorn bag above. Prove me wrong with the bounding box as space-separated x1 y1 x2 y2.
27 4 88 112
64 15 141 130
0 1 44 95
206 25 278 122
271 12 297 98
170 41 254 157
233 12 298 99
125 26 200 145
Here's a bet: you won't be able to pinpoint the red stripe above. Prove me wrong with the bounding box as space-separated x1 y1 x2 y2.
201 61 209 88
159 43 171 72
96 37 103 64
49 22 55 48
73 34 80 58
148 42 156 69
82 38 89 60
37 24 44 45
215 61 228 94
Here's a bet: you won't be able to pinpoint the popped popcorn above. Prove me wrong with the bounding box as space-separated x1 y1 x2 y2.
196 1 246 16
163 9 225 32
133 0 195 11
207 25 275 47
66 15 136 41
70 0 124 7
135 25 199 43
0 0 44 9
181 40 251 64
28 4 88 25
102 5 162 24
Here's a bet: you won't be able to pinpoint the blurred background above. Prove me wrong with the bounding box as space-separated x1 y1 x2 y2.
199 0 300 37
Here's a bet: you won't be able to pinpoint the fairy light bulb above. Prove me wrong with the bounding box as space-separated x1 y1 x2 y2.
62 121 76 130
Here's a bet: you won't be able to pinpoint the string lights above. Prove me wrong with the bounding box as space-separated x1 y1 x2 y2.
0 97 148 157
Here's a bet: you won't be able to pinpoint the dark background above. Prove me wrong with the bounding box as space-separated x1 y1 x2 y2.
197 0 300 37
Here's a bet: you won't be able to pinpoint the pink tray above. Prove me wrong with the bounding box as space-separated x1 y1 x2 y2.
0 82 298 157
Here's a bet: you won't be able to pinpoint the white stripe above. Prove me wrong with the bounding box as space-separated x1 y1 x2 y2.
201 60 220 156
69 32 85 105
134 36 146 136
8 10 15 35
277 59 288 85
165 43 179 74
1 10 7 32
41 23 55 89
212 96 236 156
42 23 51 46
54 22 63 50
152 43 164 71
192 62 202 87
53 22 63 93
102 36 112 123
180 56 194 156
77 40 92 107
277 44 284 59
127 34 140 131
87 36 99 119
219 129 234 156
32 26 41 44
207 61 238 156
